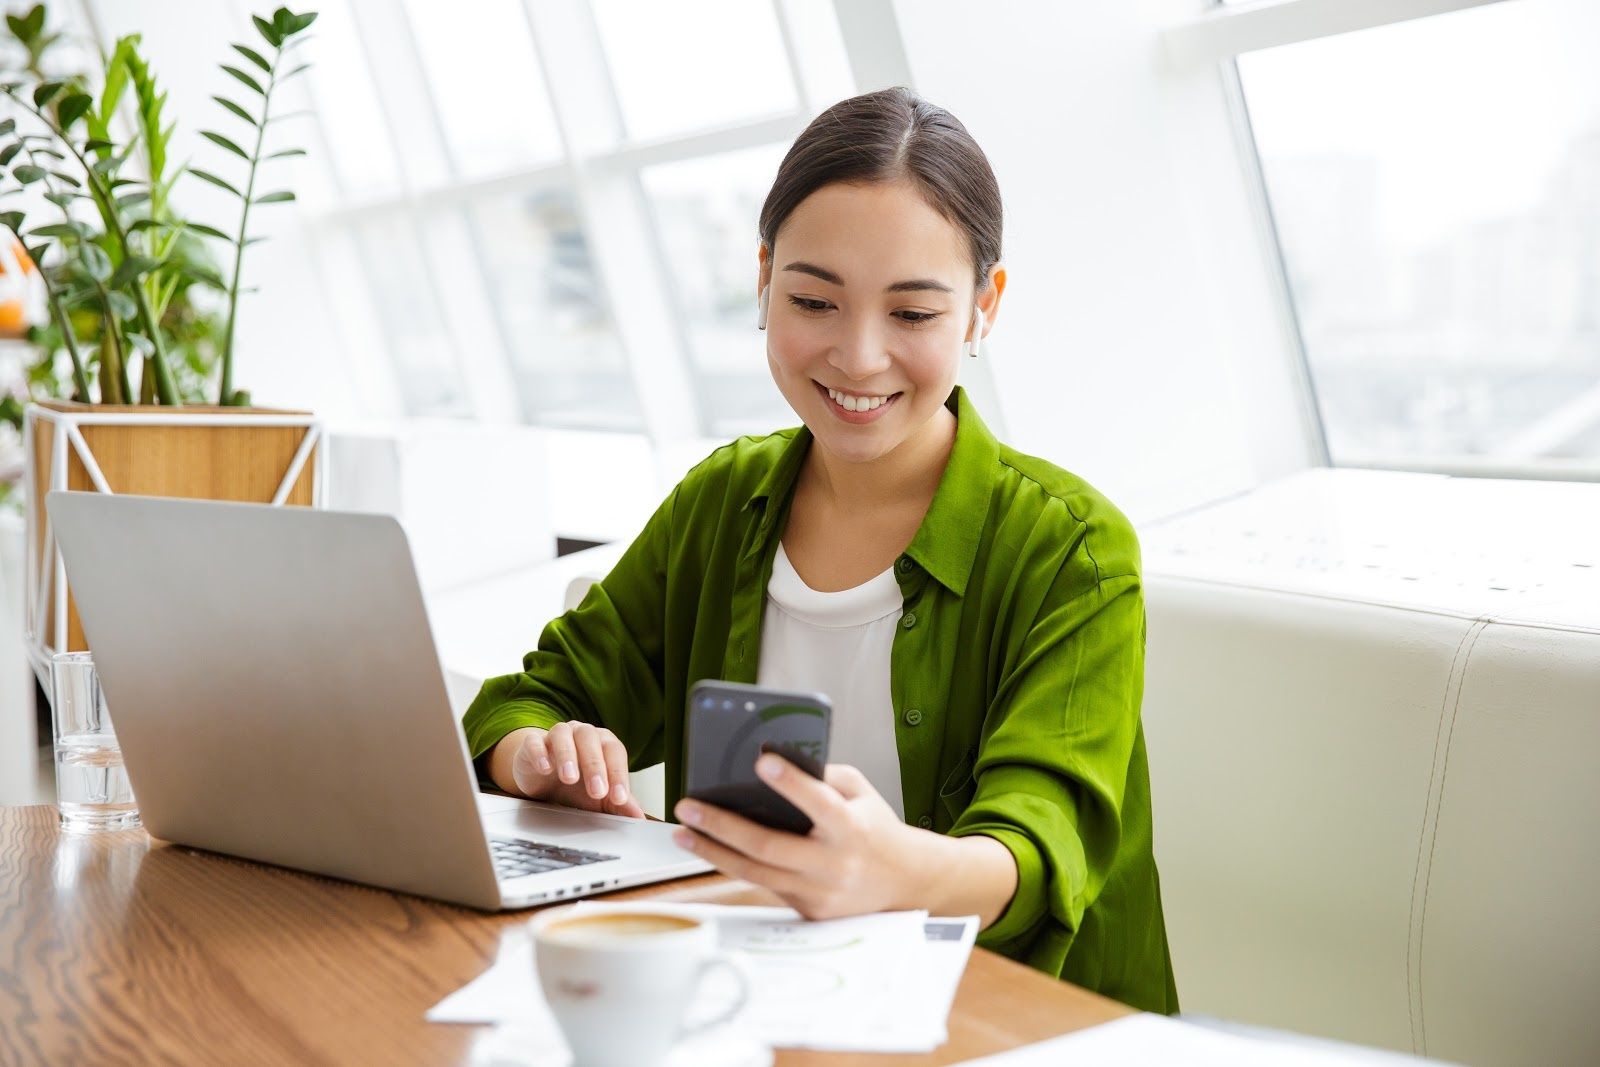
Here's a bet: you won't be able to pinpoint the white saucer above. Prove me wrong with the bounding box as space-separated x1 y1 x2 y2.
469 1024 771 1067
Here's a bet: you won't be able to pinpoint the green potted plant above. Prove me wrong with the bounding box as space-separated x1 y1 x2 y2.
0 4 325 668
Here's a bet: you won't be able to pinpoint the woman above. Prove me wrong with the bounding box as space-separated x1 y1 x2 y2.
464 87 1178 1014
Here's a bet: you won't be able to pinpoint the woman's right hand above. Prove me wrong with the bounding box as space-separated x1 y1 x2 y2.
502 723 646 818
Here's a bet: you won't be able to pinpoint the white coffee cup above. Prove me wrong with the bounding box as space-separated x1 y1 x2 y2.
531 909 749 1067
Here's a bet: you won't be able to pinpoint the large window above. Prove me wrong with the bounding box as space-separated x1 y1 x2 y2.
297 0 854 446
1232 0 1600 472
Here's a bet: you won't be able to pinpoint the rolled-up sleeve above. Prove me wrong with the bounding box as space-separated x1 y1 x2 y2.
948 573 1145 966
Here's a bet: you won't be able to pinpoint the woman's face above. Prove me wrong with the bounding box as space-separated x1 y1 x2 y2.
759 180 998 467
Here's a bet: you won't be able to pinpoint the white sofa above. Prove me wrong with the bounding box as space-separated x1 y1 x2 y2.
1140 469 1600 1066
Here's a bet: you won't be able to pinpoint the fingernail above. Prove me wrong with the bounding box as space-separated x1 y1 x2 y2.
561 761 578 783
673 829 696 849
611 783 628 805
756 756 780 781
676 801 701 826
536 757 553 775
589 775 607 798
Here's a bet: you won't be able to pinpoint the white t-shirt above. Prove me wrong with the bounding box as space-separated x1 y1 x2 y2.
755 541 906 819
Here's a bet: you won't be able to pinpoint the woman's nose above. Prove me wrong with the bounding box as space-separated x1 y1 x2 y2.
827 316 893 380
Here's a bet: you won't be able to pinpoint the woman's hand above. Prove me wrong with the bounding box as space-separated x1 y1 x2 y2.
670 755 923 920
501 723 646 819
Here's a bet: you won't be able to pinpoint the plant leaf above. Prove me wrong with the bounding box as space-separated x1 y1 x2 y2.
0 119 12 136
109 254 161 290
253 190 295 204
0 144 20 166
105 289 136 319
212 95 257 126
231 43 272 73
200 130 250 160
221 65 264 96
125 331 154 355
28 221 92 239
83 138 115 153
81 243 112 283
184 221 232 242
57 92 92 129
0 210 25 233
11 164 46 184
264 147 306 159
280 63 311 80
188 168 242 197
115 190 151 208
47 170 80 188
253 15 282 49
32 81 64 108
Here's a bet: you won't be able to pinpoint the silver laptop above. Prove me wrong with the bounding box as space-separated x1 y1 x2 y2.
46 490 712 911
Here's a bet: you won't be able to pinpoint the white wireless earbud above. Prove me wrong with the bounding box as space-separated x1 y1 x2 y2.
964 305 986 358
757 285 770 331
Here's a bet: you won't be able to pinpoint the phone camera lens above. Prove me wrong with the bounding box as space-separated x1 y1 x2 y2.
700 697 714 710
721 699 733 710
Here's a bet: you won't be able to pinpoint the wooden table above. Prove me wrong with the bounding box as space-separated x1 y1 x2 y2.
0 805 1131 1065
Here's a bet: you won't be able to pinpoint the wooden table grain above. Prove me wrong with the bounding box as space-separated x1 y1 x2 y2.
0 805 1131 1065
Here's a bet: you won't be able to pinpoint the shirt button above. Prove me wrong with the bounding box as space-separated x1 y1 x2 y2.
917 815 934 830
903 708 923 727
901 612 917 630
897 556 915 574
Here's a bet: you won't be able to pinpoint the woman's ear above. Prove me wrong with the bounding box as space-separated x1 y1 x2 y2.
757 240 773 299
978 263 1007 332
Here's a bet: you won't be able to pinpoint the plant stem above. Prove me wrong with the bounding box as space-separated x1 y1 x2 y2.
41 274 91 400
219 56 275 407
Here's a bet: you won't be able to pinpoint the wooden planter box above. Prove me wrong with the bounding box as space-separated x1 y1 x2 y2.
23 399 324 683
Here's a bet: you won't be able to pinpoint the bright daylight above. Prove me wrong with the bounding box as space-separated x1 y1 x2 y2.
0 1 1593 1065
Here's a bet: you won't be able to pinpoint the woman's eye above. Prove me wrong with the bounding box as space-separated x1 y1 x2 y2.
788 296 830 313
897 310 939 325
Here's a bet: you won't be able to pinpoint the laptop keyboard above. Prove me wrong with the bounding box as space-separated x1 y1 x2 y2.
489 836 620 880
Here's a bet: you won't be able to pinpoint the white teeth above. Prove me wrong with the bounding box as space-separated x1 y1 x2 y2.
826 386 892 412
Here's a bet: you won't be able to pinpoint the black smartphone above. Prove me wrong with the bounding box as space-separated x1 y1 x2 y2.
684 679 831 834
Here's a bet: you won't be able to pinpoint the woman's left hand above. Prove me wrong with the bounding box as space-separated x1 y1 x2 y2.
672 754 921 920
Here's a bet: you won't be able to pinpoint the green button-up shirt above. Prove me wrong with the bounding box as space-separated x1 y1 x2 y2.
463 385 1179 1013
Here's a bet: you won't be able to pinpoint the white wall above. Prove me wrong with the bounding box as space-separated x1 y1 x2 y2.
891 0 1324 524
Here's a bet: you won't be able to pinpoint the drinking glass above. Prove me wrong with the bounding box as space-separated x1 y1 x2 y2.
49 651 140 833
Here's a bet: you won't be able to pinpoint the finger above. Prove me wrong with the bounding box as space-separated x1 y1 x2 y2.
823 763 873 799
671 826 806 896
604 794 648 820
755 753 846 834
674 798 816 872
545 722 580 785
599 732 632 808
510 731 553 795
518 730 553 778
573 723 610 800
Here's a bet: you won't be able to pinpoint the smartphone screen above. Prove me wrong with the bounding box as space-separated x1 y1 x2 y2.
685 679 831 834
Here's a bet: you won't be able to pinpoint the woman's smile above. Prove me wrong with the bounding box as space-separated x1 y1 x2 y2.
814 379 903 424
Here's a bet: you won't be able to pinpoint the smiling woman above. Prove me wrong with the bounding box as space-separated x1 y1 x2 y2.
464 87 1180 1014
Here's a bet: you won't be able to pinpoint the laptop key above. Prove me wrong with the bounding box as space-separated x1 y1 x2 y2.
489 836 620 881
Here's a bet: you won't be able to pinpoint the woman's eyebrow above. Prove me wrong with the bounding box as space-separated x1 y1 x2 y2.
782 261 954 294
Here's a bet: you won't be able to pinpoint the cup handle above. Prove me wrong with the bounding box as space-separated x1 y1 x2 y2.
678 952 750 1042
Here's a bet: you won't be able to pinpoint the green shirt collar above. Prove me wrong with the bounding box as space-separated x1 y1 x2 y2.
740 385 1001 597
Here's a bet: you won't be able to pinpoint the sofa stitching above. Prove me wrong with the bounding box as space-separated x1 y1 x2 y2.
1405 617 1488 1056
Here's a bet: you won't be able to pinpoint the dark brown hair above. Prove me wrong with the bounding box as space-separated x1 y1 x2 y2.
758 86 1003 293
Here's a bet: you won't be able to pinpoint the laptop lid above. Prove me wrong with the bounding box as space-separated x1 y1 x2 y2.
46 491 504 910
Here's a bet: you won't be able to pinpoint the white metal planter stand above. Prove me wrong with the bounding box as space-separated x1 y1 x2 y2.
21 404 327 691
